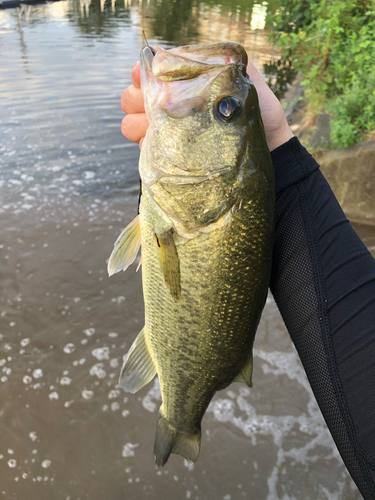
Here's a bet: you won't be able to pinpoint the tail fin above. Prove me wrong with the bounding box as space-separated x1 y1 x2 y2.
153 413 201 467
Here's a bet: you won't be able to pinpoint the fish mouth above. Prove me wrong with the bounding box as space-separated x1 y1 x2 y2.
141 42 247 82
140 42 248 117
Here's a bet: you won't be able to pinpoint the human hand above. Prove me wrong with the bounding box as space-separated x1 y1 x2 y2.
121 59 293 152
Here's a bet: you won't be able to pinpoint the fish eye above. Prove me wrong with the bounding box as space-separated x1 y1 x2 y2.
216 96 242 122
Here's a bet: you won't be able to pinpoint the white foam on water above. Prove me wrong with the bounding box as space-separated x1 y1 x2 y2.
89 363 107 379
122 443 139 458
32 369 43 379
108 389 120 399
23 375 32 384
60 377 71 385
41 460 51 468
207 349 347 500
82 390 94 400
91 347 110 360
183 459 195 471
8 459 17 468
84 328 96 337
48 392 59 401
142 378 161 413
63 343 75 354
29 432 37 442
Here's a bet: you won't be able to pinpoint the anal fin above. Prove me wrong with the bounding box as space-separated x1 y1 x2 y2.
108 215 141 277
153 228 181 300
119 328 156 393
234 352 253 387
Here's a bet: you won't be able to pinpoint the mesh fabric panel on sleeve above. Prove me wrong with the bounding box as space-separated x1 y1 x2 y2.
270 138 375 500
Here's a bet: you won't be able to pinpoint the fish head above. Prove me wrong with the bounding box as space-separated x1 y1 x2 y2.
140 43 272 235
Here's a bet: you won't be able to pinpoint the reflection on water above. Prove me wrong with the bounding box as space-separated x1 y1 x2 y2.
0 1 366 499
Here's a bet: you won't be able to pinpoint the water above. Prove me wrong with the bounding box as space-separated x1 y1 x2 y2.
1 1 373 498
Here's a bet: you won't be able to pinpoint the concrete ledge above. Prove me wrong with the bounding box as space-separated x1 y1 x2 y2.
320 140 375 226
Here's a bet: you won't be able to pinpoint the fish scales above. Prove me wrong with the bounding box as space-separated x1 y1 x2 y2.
107 41 275 466
141 188 272 428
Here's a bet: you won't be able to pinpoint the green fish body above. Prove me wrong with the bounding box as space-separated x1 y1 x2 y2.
108 42 274 466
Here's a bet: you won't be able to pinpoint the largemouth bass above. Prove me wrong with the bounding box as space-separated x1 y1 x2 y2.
108 42 275 466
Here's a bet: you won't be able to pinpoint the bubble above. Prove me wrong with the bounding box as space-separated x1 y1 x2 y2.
32 369 43 379
111 402 120 411
84 328 95 337
0 359 7 367
60 377 71 385
108 332 118 338
122 443 138 458
29 432 37 442
63 343 75 354
23 375 32 384
1 376 8 383
91 347 109 361
8 459 16 468
110 358 119 368
102 405 108 411
82 390 94 400
89 363 106 379
64 400 74 408
48 392 59 401
8 449 14 454
122 410 129 418
108 389 120 399
41 460 51 468
111 296 125 304
183 459 195 471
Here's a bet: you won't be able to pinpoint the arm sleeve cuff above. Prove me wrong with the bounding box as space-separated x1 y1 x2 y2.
271 136 320 194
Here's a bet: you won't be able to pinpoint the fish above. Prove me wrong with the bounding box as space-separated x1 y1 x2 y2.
108 42 275 466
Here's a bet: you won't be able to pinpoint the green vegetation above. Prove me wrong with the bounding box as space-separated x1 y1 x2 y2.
269 0 375 149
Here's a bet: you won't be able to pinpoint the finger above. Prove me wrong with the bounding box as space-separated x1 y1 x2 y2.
121 85 145 114
132 61 141 88
246 60 275 100
121 113 149 143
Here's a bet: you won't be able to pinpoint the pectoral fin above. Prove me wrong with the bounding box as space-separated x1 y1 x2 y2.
153 229 181 300
119 328 156 393
234 353 253 387
107 215 141 277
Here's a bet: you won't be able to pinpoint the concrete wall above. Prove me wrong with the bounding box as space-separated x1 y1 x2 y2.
319 140 375 226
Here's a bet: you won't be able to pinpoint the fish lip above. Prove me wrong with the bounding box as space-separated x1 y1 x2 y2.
140 46 154 71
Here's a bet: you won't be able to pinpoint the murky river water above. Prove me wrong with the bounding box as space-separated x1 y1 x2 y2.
1 1 374 499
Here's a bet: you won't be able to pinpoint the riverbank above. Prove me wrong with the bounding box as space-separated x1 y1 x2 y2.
282 80 375 227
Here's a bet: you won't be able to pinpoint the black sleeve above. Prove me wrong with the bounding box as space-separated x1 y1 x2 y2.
269 137 375 500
